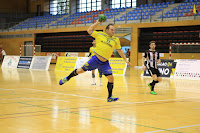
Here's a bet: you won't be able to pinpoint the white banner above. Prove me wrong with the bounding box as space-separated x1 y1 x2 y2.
85 52 90 57
30 56 52 70
174 59 200 79
65 52 79 57
1 56 20 68
75 57 89 69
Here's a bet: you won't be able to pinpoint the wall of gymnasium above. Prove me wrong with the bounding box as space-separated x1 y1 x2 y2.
137 0 176 7
0 0 27 13
0 0 49 14
29 0 50 14
0 20 200 66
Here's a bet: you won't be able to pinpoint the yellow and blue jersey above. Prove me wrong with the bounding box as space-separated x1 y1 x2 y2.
89 46 96 57
90 30 121 60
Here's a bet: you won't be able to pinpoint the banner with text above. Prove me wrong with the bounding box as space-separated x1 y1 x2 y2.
1 56 20 68
30 56 52 70
55 57 77 71
17 57 33 69
46 52 60 62
143 59 175 78
65 52 79 57
174 59 200 79
109 58 128 75
55 57 128 75
75 57 89 69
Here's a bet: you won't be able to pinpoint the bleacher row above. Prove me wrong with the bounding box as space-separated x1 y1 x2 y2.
160 1 200 18
12 14 65 29
51 8 123 26
9 0 200 30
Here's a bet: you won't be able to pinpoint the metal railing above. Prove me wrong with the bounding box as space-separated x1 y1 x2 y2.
0 8 199 33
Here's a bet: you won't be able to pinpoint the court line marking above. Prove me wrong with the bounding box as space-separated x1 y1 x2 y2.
0 88 196 132
145 124 200 133
0 88 15 90
1 87 199 105
16 102 182 133
0 98 69 103
20 88 200 105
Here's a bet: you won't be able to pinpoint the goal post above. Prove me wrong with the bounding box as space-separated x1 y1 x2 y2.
20 45 41 56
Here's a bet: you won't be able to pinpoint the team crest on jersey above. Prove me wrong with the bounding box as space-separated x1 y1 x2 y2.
107 38 111 43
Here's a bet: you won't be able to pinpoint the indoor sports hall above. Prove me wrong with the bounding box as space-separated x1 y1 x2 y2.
0 0 200 133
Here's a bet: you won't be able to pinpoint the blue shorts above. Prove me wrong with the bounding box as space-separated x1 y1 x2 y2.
82 55 112 76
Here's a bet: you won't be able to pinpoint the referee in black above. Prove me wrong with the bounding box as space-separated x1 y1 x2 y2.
142 41 162 95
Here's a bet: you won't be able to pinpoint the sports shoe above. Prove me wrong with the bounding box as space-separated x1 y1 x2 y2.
107 96 119 102
59 77 68 85
150 91 157 95
147 83 152 91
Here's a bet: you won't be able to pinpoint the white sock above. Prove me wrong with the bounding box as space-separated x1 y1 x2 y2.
92 78 96 84
100 78 102 86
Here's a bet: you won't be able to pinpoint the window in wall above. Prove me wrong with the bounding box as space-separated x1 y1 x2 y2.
110 0 136 9
50 0 70 15
77 0 101 12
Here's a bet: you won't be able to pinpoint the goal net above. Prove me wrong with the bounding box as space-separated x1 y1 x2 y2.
169 43 200 59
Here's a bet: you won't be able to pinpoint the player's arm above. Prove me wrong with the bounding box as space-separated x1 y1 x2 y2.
142 52 147 71
157 59 161 64
87 20 101 35
117 49 132 66
157 52 161 64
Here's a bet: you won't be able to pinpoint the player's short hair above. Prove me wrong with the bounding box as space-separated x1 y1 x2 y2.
149 41 156 45
105 24 114 30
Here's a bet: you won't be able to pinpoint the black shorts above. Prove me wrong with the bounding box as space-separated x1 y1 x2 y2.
148 67 161 77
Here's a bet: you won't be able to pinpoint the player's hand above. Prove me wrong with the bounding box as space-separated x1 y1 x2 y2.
157 59 161 64
96 20 102 24
142 66 146 71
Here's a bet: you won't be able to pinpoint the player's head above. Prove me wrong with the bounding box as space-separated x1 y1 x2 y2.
92 39 96 47
149 41 156 50
105 24 115 37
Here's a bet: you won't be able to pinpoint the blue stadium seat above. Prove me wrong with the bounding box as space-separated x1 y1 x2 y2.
115 18 119 21
127 17 132 21
179 14 183 17
164 14 168 18
151 12 156 15
173 14 178 17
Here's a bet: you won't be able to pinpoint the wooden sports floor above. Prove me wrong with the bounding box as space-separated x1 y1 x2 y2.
0 64 200 133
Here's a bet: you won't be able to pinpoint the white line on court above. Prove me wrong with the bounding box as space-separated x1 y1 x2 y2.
0 98 69 102
145 124 200 133
0 88 15 90
18 88 200 105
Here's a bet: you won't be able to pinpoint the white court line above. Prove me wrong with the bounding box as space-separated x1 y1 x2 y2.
0 98 69 103
0 88 15 90
18 88 200 105
145 124 200 133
